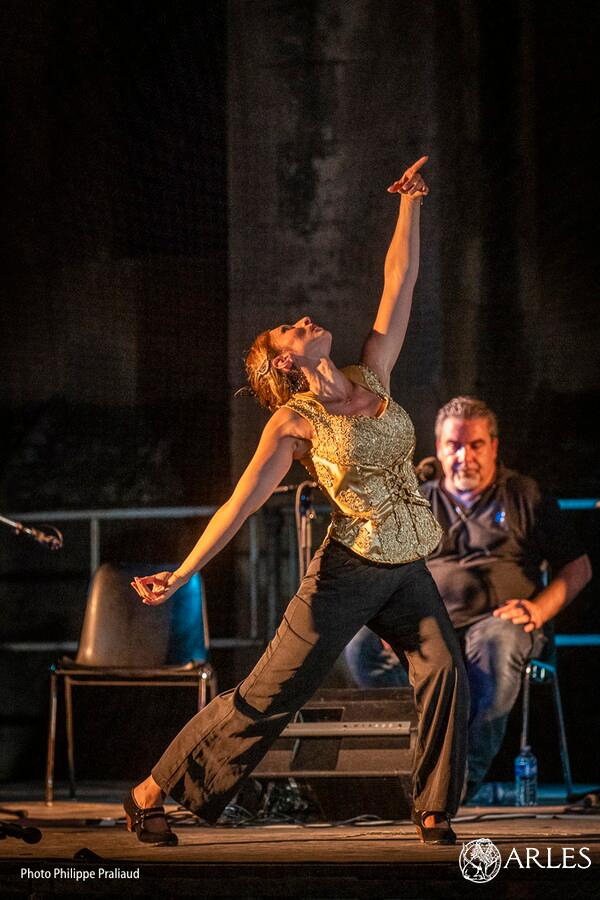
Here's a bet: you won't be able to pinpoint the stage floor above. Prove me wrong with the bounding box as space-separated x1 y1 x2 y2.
1 784 599 897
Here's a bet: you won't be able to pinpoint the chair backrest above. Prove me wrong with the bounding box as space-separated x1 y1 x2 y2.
75 564 209 667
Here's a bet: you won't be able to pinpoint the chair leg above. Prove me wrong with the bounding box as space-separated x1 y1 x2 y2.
197 666 218 710
520 666 532 750
45 671 58 806
64 677 76 798
551 671 574 800
198 671 208 711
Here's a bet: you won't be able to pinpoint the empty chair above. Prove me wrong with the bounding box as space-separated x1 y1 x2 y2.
45 563 216 805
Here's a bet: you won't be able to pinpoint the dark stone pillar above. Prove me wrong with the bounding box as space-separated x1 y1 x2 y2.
227 0 442 475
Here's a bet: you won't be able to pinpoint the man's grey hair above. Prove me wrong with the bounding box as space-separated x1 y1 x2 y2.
435 396 499 440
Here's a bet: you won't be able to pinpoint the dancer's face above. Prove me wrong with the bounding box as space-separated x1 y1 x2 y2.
436 417 498 496
269 316 332 369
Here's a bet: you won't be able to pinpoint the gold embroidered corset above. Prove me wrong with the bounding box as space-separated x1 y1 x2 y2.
285 364 442 564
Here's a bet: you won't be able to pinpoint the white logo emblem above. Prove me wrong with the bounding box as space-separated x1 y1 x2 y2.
459 838 502 883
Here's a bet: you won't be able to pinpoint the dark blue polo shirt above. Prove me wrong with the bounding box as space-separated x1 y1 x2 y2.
419 465 585 628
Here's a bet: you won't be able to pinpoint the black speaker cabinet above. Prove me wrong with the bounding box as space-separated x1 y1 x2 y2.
252 687 417 821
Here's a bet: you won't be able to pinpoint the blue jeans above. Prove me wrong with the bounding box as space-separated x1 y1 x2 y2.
345 615 546 799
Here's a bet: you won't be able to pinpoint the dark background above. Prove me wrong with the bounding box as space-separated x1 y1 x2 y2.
0 1 598 788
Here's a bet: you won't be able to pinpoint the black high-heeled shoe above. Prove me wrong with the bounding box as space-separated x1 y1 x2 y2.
411 809 456 845
123 788 178 846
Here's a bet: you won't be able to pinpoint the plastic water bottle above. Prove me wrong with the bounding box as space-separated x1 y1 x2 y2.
514 745 538 806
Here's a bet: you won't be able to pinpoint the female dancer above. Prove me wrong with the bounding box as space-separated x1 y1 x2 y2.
128 156 469 846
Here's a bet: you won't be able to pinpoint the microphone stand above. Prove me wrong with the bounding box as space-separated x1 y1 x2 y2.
271 481 319 581
0 514 63 550
295 481 317 581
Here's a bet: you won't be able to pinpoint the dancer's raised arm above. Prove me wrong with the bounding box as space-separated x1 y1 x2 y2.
361 155 429 390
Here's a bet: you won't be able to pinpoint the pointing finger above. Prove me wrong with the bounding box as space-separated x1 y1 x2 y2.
406 155 429 176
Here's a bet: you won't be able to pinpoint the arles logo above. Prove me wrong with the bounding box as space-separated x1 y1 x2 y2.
459 838 592 883
503 846 592 869
459 839 502 883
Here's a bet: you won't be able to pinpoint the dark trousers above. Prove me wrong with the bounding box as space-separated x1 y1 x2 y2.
344 616 546 799
152 539 469 821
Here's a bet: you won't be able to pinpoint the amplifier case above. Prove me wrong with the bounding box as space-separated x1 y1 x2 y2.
252 688 417 821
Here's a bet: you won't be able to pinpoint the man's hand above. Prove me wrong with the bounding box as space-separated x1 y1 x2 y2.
493 598 545 633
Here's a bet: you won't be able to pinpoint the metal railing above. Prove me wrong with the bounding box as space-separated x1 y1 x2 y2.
7 496 599 651
5 505 261 650
557 499 600 510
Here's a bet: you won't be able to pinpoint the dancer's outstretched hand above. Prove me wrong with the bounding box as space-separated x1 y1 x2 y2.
387 155 429 197
131 571 186 605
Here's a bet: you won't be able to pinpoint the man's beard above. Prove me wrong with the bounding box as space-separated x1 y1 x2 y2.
452 468 481 491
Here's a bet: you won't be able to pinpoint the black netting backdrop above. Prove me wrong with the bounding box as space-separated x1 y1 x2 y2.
2 1 228 512
0 2 599 783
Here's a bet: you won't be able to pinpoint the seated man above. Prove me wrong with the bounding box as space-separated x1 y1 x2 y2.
344 396 592 800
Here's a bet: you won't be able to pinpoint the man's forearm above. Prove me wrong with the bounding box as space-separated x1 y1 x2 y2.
533 554 592 623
